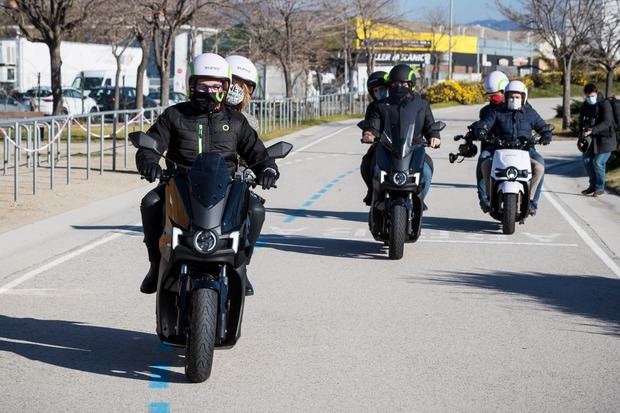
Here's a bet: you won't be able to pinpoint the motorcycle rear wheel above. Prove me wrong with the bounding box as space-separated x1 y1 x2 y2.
502 193 517 235
389 204 406 260
185 288 218 383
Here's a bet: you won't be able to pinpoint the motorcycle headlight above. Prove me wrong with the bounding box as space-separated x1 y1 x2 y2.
193 230 218 254
506 167 518 181
392 171 407 186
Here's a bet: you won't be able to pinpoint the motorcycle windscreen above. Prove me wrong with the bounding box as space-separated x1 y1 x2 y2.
189 152 230 209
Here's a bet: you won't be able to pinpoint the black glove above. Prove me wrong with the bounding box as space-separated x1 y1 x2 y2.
540 133 552 146
139 162 162 183
258 167 278 189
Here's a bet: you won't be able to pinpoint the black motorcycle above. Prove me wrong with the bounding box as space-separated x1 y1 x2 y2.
130 131 292 382
359 120 445 259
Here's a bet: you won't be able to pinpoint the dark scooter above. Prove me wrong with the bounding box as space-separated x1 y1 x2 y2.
358 120 445 259
130 131 292 382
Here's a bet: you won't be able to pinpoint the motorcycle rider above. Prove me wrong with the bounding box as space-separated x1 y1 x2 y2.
476 70 509 212
480 80 551 215
136 53 278 295
360 70 389 205
362 64 441 203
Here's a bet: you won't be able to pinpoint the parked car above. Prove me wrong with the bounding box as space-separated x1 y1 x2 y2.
147 89 187 106
92 86 157 111
0 92 31 112
26 86 99 115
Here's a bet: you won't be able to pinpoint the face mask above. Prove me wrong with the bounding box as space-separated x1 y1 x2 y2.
226 84 245 106
390 84 411 100
374 88 388 101
507 97 522 110
489 94 503 105
191 90 224 113
586 95 597 105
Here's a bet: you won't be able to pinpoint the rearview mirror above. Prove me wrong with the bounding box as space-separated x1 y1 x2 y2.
431 121 446 132
266 141 293 159
357 119 372 130
129 131 161 154
541 124 555 133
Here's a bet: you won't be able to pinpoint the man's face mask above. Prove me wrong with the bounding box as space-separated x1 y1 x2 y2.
389 81 412 100
586 94 597 105
226 84 245 106
488 93 503 105
507 95 523 110
191 81 226 112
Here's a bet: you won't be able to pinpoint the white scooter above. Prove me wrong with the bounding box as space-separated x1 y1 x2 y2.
475 122 554 234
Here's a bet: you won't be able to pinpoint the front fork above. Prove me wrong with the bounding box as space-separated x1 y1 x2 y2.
177 264 229 341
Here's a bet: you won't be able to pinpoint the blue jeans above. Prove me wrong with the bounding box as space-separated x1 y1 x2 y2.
477 149 494 203
421 161 433 200
582 146 612 191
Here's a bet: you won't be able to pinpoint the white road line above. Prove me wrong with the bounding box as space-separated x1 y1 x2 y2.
544 191 620 277
0 227 139 294
287 126 351 157
419 239 578 247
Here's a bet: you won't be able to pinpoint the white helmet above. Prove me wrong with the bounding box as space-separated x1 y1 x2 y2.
505 80 528 103
225 55 258 95
483 71 509 94
188 53 231 90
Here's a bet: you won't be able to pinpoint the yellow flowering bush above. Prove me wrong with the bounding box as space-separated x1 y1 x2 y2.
424 80 485 104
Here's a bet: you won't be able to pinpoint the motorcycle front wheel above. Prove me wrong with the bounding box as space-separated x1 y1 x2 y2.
502 193 517 235
185 288 218 383
389 204 406 260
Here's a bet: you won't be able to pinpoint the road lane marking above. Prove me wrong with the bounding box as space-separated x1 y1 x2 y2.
544 192 620 277
283 169 357 223
148 402 170 413
287 126 352 157
0 226 140 294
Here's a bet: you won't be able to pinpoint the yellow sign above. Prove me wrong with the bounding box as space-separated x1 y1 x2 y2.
354 17 478 54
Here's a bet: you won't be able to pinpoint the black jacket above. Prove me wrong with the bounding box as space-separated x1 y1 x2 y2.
136 102 276 175
364 92 439 145
579 93 617 154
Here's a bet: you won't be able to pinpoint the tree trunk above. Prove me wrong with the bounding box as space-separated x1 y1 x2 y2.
561 56 572 130
114 54 121 111
605 66 614 97
365 48 374 74
159 59 170 107
136 36 149 110
282 61 292 98
49 41 63 116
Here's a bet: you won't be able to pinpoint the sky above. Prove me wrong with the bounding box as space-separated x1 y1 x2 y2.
398 0 509 24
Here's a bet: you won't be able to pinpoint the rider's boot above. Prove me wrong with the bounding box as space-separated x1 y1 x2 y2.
140 262 159 294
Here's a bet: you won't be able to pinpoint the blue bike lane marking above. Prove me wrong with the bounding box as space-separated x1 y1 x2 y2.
282 168 357 224
148 343 173 411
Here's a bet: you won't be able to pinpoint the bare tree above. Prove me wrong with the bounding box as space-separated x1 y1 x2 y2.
1 0 104 115
234 0 333 98
349 0 397 74
424 7 449 84
497 0 596 129
589 0 620 96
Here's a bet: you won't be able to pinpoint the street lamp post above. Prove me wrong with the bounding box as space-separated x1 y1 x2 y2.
448 0 453 80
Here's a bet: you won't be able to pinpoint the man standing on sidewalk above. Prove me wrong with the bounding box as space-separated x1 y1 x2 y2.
578 83 616 197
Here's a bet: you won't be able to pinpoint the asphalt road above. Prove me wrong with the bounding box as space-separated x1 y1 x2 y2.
1 98 619 413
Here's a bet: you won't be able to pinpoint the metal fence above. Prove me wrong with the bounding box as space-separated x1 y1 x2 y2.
248 92 369 135
1 92 367 202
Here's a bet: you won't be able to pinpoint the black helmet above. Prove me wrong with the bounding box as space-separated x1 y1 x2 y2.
388 64 416 85
367 71 388 101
